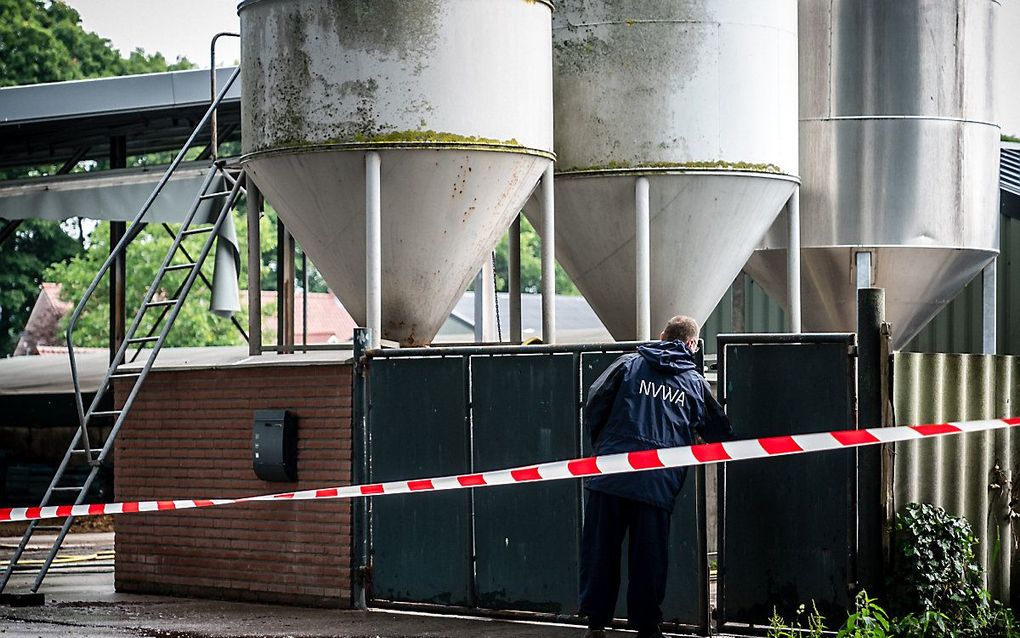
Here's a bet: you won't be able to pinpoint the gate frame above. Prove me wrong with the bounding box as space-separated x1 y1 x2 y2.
352 337 710 635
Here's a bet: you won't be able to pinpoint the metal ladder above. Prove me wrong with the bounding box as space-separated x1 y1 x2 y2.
0 68 245 595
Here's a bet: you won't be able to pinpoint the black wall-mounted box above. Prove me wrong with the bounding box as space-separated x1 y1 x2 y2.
252 410 297 482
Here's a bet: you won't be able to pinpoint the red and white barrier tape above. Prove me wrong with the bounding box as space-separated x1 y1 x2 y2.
2 417 1018 524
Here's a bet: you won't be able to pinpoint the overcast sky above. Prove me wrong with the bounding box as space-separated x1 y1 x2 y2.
66 0 1020 135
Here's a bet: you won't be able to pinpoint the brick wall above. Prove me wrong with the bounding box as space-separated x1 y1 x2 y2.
114 363 353 607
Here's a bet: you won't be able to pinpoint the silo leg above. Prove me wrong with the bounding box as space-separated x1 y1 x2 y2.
541 163 557 344
635 176 651 341
787 189 802 333
366 151 382 349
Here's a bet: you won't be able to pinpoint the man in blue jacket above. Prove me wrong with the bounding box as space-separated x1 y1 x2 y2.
580 315 732 638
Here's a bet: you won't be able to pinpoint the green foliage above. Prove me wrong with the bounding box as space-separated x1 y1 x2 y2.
890 503 985 619
1004 134 1020 144
768 505 1020 638
768 602 827 638
838 592 892 638
0 220 81 354
0 0 193 88
491 215 580 296
45 210 275 349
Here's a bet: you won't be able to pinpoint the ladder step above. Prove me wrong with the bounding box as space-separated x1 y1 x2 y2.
163 263 197 272
199 190 231 200
51 486 84 492
90 410 122 418
181 227 214 236
144 299 178 308
34 525 64 531
111 372 141 379
126 336 158 344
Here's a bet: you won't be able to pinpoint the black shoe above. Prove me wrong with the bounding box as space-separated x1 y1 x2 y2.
583 630 606 638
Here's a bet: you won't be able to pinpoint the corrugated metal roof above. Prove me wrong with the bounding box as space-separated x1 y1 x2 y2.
893 352 1020 601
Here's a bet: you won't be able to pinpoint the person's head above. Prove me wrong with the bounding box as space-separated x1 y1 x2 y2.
660 315 700 353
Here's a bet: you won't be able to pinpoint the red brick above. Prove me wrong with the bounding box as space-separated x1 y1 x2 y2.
115 362 355 608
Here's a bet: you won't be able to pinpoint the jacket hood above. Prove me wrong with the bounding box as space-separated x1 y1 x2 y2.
637 340 697 373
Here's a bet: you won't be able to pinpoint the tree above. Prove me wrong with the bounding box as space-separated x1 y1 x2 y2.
491 215 580 296
46 208 277 349
0 0 196 355
0 0 192 88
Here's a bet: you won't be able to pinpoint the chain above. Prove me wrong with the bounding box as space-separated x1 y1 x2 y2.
492 251 502 342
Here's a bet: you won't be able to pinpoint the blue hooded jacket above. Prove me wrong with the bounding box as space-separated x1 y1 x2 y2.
584 340 732 512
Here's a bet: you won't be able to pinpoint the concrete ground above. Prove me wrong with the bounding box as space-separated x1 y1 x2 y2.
2 532 697 638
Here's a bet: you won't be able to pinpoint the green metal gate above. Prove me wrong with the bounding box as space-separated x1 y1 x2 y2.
362 343 709 631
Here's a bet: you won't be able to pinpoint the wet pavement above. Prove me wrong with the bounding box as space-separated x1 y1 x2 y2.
1 533 700 638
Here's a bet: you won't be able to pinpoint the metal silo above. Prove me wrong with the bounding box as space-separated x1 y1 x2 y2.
745 0 1000 348
238 0 554 346
525 0 799 340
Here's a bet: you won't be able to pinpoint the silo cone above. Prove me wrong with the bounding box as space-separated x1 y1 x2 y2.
526 0 799 340
238 0 554 346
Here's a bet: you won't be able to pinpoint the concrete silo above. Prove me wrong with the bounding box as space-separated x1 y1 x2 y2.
238 0 554 346
746 0 1001 348
526 0 799 340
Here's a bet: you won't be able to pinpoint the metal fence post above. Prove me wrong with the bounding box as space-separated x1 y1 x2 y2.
352 327 371 609
857 287 886 597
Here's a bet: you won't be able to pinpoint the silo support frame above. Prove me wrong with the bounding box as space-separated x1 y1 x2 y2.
635 177 651 341
509 215 523 344
786 190 801 333
983 261 997 355
540 164 556 344
366 152 382 350
247 181 263 356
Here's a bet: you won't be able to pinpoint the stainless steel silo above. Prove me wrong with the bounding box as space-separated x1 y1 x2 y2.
525 0 799 340
745 0 1001 348
238 0 554 346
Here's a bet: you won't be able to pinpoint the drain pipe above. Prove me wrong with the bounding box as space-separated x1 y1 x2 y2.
786 189 801 333
540 163 556 344
365 152 382 349
635 176 651 341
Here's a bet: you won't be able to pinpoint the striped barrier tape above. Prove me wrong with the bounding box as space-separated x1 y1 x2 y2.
2 417 1018 524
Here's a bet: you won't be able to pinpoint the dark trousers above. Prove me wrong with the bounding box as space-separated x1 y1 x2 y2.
579 489 672 629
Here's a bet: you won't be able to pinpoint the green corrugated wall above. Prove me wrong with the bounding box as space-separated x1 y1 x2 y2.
893 353 1020 601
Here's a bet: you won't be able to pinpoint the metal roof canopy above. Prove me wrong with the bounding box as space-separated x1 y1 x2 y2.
0 67 240 171
0 161 226 223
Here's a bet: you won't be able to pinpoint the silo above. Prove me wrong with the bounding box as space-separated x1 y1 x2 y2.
525 0 799 340
238 0 554 345
745 0 1000 348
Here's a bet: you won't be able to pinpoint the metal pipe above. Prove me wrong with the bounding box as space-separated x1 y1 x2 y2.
247 181 263 356
368 340 663 360
635 176 651 340
302 250 309 352
209 32 240 160
856 286 886 594
276 220 295 354
786 189 801 332
856 250 873 290
108 136 127 366
982 260 997 355
509 215 522 343
351 327 370 610
540 163 556 344
365 151 382 349
474 258 496 342
716 332 856 347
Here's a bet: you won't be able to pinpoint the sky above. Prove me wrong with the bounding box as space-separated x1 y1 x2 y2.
67 0 241 68
65 0 1020 135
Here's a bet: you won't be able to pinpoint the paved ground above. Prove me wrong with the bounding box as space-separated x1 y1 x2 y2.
2 533 696 638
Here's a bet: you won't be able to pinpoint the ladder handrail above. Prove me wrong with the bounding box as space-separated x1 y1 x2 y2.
65 66 241 432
